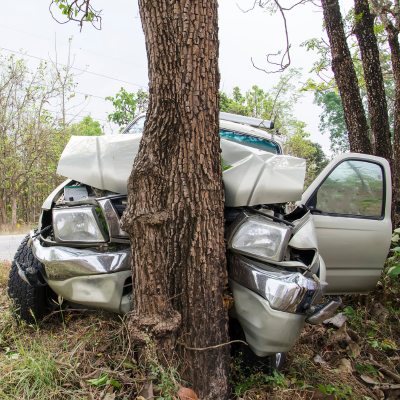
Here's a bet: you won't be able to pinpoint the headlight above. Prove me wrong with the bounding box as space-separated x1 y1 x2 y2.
53 206 108 243
227 214 292 262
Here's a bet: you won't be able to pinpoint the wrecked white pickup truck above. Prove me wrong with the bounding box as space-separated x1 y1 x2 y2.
8 112 392 372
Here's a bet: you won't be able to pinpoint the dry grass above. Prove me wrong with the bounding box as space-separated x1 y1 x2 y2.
0 260 181 400
0 222 36 236
231 281 400 400
1 257 400 399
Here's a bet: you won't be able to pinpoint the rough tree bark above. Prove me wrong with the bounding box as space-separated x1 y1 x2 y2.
120 1 230 398
321 0 373 154
388 32 400 228
354 0 392 161
369 0 400 228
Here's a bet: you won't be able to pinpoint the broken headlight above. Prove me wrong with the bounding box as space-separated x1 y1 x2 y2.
53 206 108 243
227 214 292 262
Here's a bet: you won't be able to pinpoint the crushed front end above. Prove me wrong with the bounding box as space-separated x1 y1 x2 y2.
225 206 341 356
28 178 341 359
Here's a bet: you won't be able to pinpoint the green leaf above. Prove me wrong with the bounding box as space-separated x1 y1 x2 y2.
356 363 364 372
368 340 379 348
106 379 121 388
394 228 400 233
389 266 400 279
343 306 355 317
392 234 399 242
87 373 108 386
391 247 400 252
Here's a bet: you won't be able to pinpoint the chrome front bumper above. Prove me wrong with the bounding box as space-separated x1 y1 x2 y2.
30 231 338 348
229 278 307 356
30 230 130 281
228 252 325 314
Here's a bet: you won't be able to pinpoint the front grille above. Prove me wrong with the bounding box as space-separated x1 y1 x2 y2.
110 198 127 217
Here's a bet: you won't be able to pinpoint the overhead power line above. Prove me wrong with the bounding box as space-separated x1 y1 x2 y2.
0 24 148 70
46 109 110 123
0 47 148 89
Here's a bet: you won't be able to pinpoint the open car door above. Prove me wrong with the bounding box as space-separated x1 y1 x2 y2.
300 153 392 294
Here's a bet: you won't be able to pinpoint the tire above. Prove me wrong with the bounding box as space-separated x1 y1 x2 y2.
7 234 51 324
230 317 285 375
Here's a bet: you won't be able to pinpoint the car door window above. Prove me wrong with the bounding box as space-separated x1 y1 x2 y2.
125 117 146 134
309 160 384 217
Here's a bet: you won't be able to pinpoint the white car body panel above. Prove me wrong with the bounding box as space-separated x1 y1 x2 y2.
300 153 392 294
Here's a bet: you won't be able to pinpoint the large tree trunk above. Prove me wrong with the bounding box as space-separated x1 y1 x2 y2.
321 0 373 154
388 32 400 228
369 0 400 228
354 0 392 160
120 1 230 399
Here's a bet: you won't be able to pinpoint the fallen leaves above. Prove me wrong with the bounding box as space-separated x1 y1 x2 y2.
178 387 199 400
337 358 353 373
371 302 389 323
360 374 378 385
329 322 351 345
348 341 361 358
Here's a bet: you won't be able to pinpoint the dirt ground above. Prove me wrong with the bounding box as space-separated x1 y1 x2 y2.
1 258 400 400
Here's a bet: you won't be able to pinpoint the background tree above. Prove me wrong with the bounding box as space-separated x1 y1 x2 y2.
69 115 104 136
320 0 373 154
369 0 400 226
314 91 349 153
0 52 104 229
106 87 149 129
354 0 392 160
303 0 400 226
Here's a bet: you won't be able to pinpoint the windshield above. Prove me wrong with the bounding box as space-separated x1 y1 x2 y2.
124 118 279 154
220 129 279 154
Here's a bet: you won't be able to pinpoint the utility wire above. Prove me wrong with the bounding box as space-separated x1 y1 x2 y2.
75 91 105 100
0 24 148 70
46 109 110 123
0 47 148 89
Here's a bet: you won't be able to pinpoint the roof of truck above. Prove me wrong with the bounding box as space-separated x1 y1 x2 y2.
123 113 283 151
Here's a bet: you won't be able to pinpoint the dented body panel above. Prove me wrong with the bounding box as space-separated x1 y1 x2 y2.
57 134 306 207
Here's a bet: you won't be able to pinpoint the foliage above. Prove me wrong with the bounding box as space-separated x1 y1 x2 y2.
68 115 104 136
220 69 304 136
302 10 396 153
106 87 149 129
50 0 102 30
220 90 248 116
315 383 353 399
144 338 181 400
284 122 329 187
0 52 104 228
385 228 400 279
314 91 349 154
231 356 287 395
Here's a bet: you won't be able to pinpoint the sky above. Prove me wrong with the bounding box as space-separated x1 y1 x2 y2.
0 0 353 154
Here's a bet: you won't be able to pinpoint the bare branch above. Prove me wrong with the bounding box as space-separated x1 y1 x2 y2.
236 0 259 13
239 0 316 73
49 0 102 31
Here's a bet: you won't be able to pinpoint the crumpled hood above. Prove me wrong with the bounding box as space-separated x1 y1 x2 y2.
57 134 306 206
